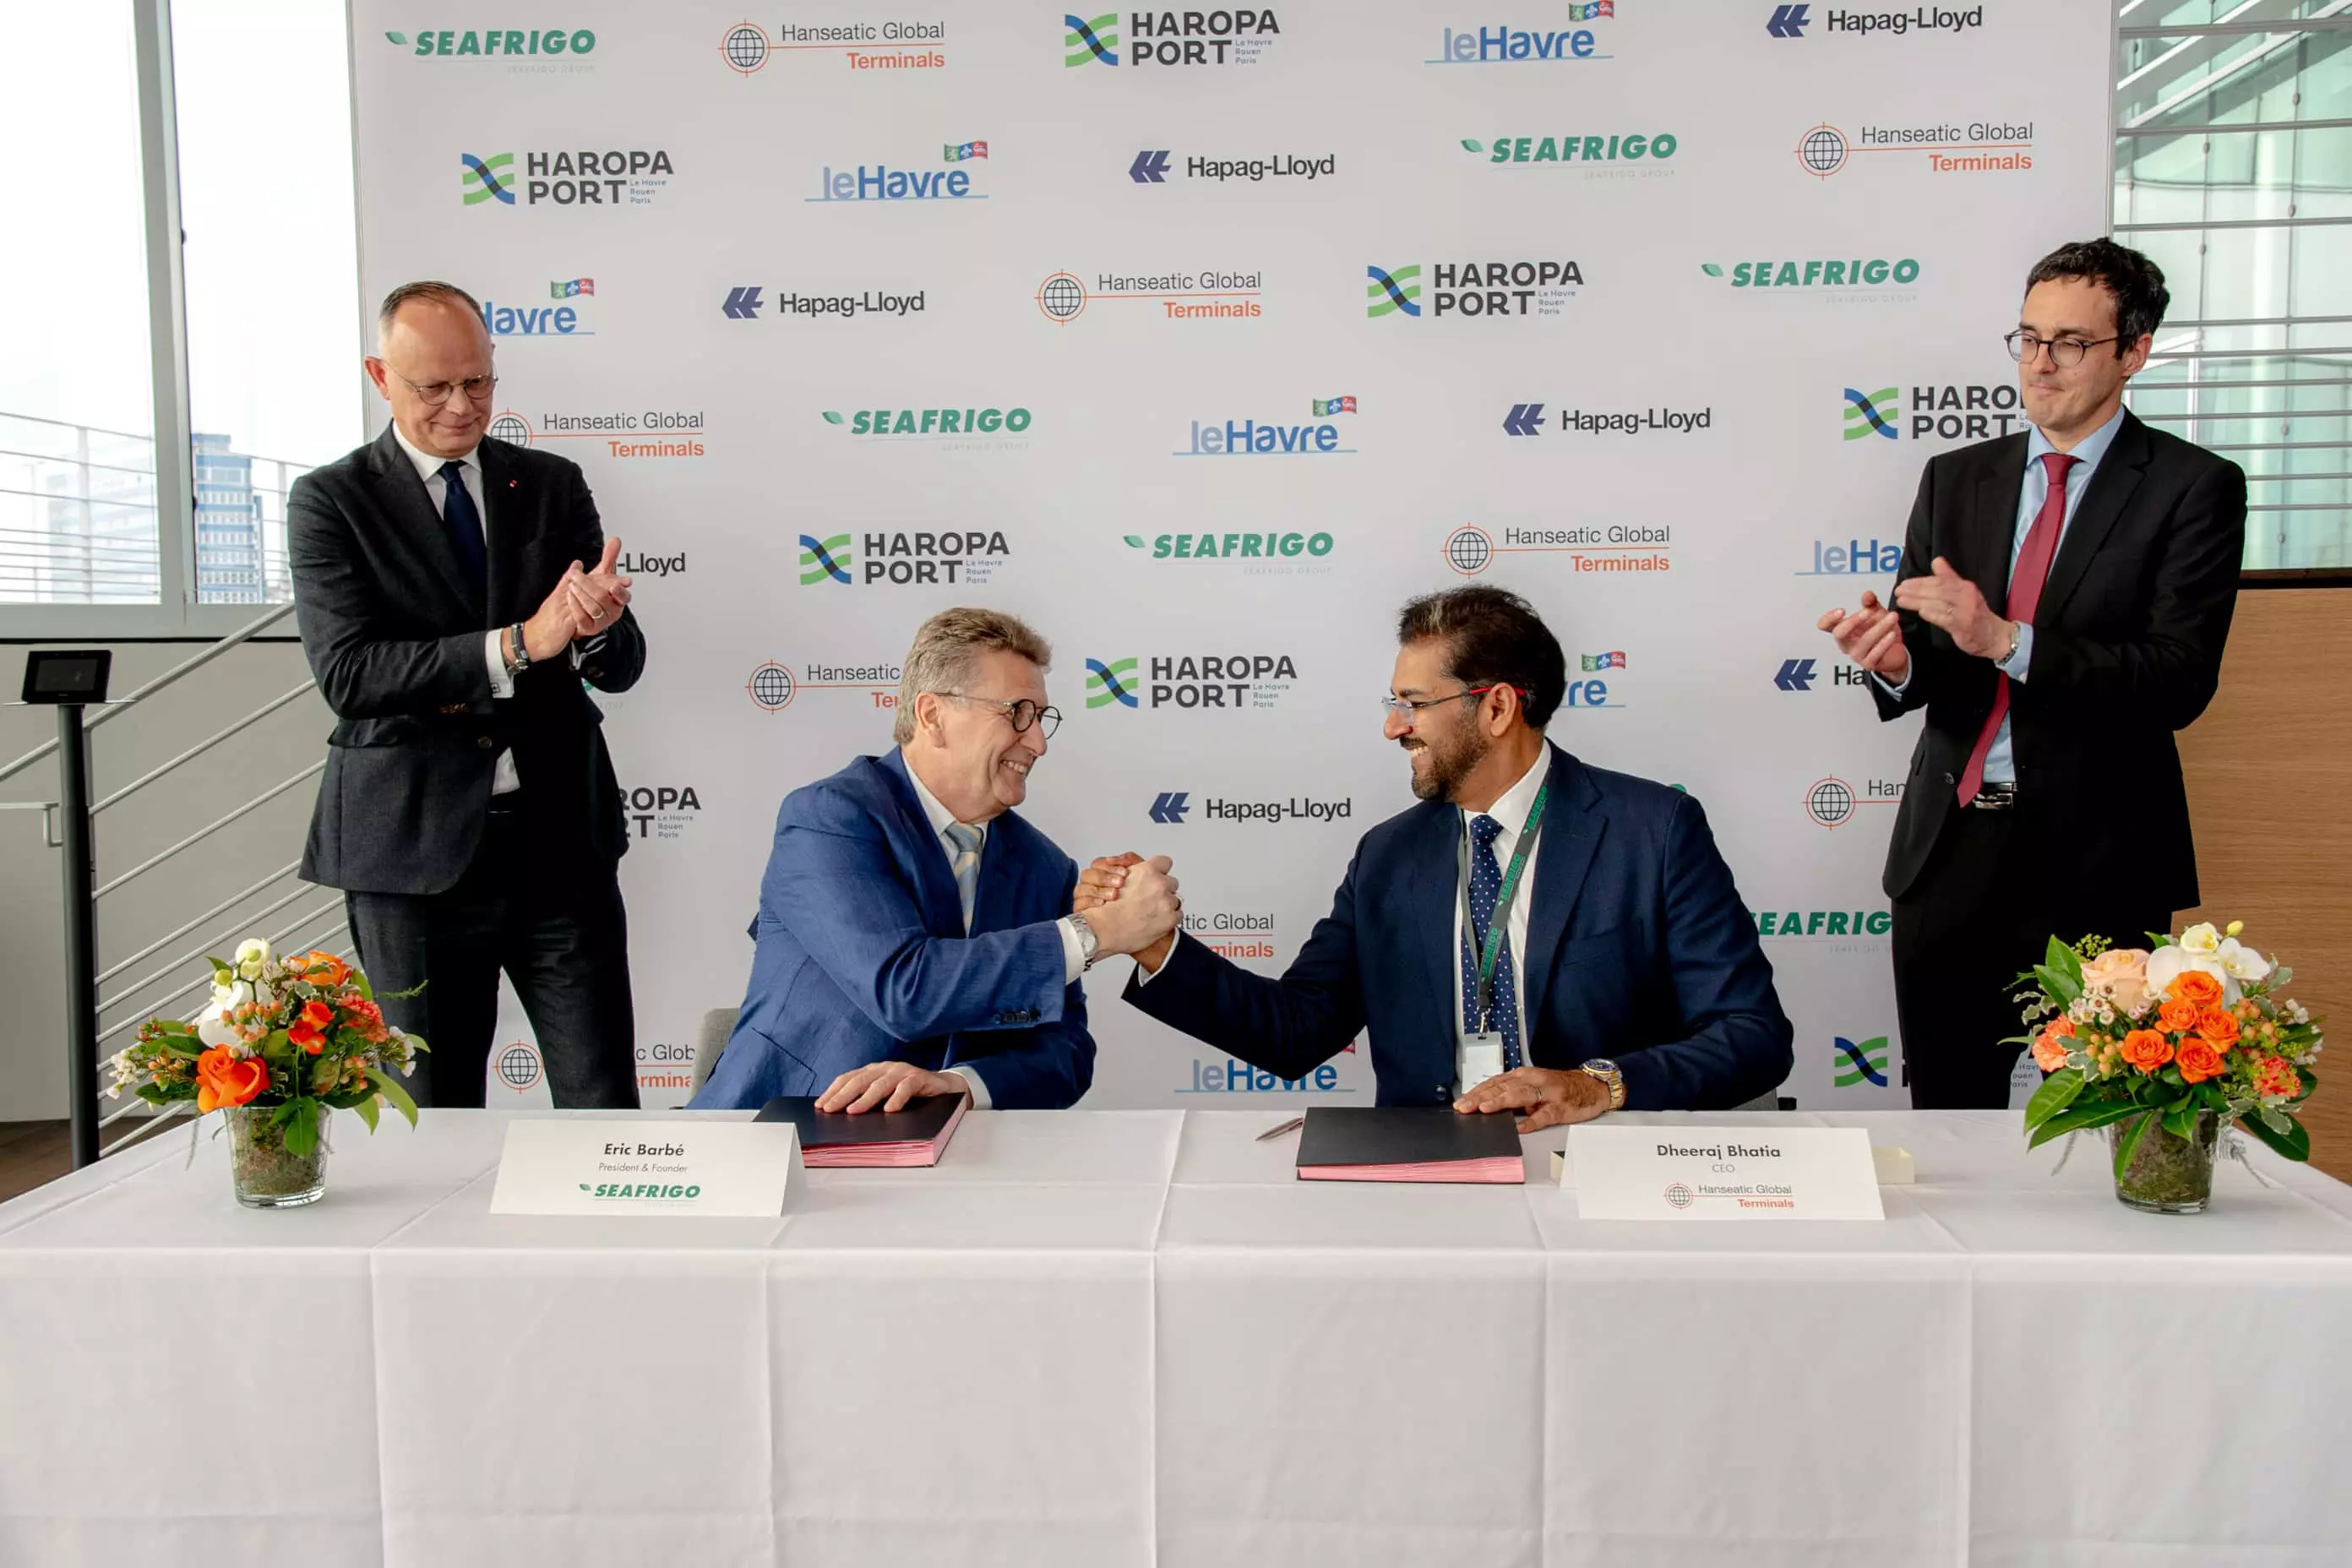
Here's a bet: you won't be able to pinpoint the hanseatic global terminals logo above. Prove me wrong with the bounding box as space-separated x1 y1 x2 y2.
1802 776 1903 829
720 19 948 74
1036 270 1263 324
744 660 901 715
1795 118 2034 178
484 409 705 460
1441 521 1671 579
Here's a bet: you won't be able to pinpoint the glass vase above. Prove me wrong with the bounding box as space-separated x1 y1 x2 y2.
2106 1109 2219 1214
222 1102 329 1208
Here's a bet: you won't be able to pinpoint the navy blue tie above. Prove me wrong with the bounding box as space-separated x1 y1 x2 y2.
437 460 487 606
1460 813 1522 1070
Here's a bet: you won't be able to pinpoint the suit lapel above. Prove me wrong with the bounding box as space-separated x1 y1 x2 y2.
479 438 527 623
365 424 481 618
1519 745 1603 1036
1974 434 2028 613
1402 803 1462 1043
878 751 966 937
2036 411 2153 623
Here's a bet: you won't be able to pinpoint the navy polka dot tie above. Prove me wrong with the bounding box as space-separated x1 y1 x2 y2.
1461 813 1522 1070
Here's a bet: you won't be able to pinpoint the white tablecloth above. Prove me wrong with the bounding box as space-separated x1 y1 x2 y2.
3 1108 2349 1567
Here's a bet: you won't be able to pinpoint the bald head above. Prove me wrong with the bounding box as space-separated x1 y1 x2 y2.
365 280 496 460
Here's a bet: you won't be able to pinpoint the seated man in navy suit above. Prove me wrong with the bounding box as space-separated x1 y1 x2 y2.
1081 585 1792 1130
693 608 1179 1113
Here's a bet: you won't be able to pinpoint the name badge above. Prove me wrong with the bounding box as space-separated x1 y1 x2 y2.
1565 1124 1884 1221
488 1119 802 1217
1461 1033 1507 1092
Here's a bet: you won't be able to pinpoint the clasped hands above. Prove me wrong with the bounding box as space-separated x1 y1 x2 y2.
813 856 1184 1116
517 536 634 664
1816 556 2014 683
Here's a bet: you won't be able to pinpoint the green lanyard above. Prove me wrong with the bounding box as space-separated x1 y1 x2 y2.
1459 783 1548 1033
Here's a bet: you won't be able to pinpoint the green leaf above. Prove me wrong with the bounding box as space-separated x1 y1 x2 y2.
367 1068 419 1129
2148 932 2174 947
2161 1099 2202 1142
353 967 375 1004
384 32 408 46
2028 1100 2142 1149
2032 964 2081 1007
2112 1111 2153 1179
1700 263 1724 277
2023 1066 2085 1130
2237 1112 2310 1162
1122 535 1146 549
819 411 844 426
2046 935 2083 983
2270 965 2294 988
352 1093 380 1134
1460 139 1484 152
282 1097 319 1157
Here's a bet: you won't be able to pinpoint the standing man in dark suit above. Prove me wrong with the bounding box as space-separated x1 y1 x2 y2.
1818 238 2246 1108
1081 586 1793 1128
289 280 646 1108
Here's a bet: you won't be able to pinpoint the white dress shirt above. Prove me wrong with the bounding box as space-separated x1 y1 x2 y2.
387 423 519 794
1451 749 1548 1095
901 752 1092 1109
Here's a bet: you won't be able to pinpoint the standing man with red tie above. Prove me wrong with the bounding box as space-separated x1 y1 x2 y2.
1817 239 2246 1108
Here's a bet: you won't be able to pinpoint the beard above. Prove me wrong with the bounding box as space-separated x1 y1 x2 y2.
1406 722 1489 803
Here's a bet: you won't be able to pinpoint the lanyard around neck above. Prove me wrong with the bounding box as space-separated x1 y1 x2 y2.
1458 782 1548 1032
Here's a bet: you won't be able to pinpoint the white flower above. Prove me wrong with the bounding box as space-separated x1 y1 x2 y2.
2178 923 2222 956
2144 941 2229 1001
2216 937 2273 983
194 1009 248 1054
209 978 253 1015
233 938 271 983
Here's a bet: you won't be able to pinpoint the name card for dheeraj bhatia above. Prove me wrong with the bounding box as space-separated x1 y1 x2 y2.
1565 1125 1884 1221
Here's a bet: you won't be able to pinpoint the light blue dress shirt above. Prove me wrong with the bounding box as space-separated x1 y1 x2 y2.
1884 404 2127 784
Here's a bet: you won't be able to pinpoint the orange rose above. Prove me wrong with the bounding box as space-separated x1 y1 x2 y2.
299 999 334 1030
2120 1029 2175 1075
2031 1032 2072 1074
2158 998 2202 1034
2196 1008 2240 1050
194 1046 270 1113
2170 971 2224 1009
2175 1037 2226 1085
297 952 351 987
288 1021 324 1055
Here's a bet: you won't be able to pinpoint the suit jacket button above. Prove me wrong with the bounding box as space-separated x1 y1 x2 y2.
476 737 495 752
1941 770 1955 784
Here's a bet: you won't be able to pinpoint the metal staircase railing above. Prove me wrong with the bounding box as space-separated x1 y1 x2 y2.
1 602 351 1167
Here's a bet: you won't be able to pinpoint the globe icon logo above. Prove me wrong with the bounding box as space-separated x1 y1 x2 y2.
746 661 797 712
1798 124 1848 178
1444 526 1494 577
1806 776 1857 829
487 411 532 447
1664 1182 1695 1210
497 1043 541 1090
721 23 769 74
1036 272 1087 324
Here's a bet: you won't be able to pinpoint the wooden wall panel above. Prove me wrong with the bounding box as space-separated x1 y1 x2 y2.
2177 588 2352 1181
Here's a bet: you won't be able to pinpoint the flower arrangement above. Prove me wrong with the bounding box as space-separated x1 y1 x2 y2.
108 939 426 1164
2017 921 2322 1200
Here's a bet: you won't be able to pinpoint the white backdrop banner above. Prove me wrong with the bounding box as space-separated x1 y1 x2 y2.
346 0 2114 1109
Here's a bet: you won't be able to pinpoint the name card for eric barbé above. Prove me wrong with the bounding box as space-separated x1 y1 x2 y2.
489 1119 801 1217
1565 1125 1884 1222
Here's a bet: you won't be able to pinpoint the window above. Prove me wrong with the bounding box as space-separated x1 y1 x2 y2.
0 3 159 608
2116 2 2352 573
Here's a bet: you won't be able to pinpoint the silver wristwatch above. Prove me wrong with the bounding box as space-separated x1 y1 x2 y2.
1577 1058 1626 1113
1064 913 1101 971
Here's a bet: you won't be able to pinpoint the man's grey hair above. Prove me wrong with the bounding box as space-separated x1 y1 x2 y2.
376 280 486 350
894 607 1054 746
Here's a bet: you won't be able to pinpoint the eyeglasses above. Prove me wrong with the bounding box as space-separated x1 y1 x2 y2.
940 693 1062 738
387 369 498 406
2004 330 2120 369
1380 684 1521 722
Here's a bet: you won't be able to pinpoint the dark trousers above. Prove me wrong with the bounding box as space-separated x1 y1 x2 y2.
345 810 640 1109
1892 806 2170 1110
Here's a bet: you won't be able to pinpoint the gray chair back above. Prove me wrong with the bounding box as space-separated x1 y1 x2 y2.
690 1007 740 1095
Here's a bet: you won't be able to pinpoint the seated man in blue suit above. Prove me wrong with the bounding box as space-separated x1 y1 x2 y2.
694 608 1179 1113
1081 585 1792 1130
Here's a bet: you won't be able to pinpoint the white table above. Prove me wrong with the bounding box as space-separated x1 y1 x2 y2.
3 1109 2348 1567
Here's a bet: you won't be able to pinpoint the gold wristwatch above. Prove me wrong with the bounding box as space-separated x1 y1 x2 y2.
1577 1058 1626 1112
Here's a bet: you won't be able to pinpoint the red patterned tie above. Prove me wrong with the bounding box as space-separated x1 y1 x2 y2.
1956 450 2077 806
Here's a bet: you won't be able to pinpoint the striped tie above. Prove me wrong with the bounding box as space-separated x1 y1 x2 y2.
944 822 983 932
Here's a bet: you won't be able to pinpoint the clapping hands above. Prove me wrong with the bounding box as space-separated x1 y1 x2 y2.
520 537 634 663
